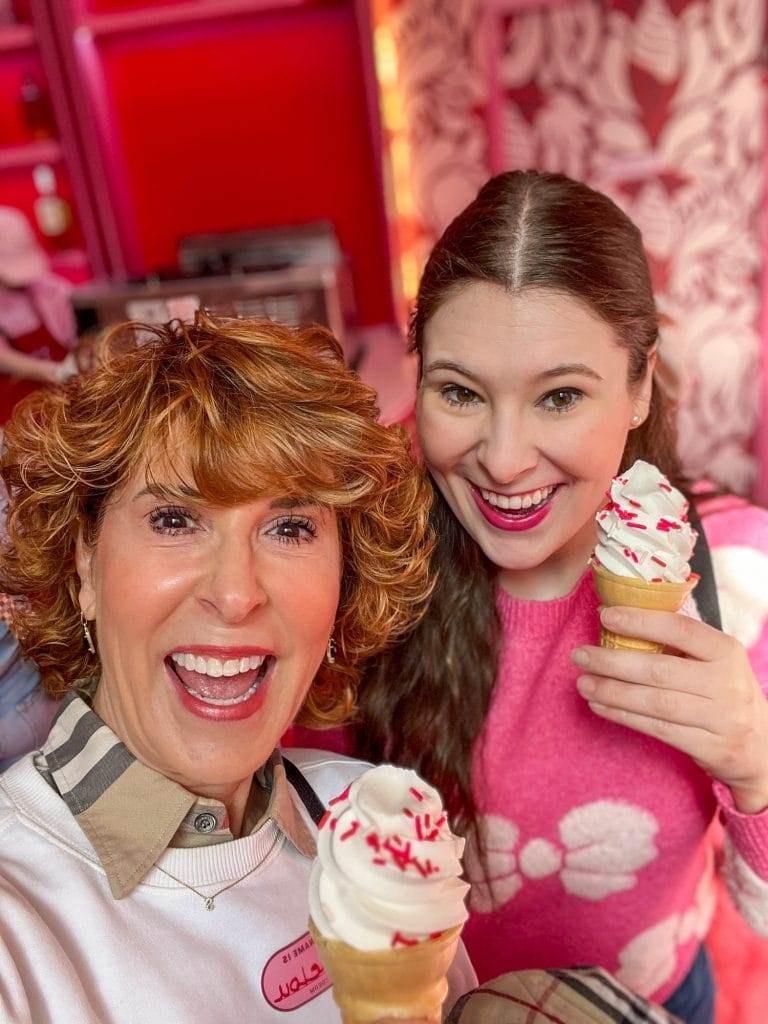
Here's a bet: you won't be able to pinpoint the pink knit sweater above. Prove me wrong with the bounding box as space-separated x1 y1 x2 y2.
290 498 768 1003
463 498 768 1002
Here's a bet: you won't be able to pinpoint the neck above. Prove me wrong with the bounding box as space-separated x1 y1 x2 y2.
498 519 597 601
92 686 260 839
186 777 256 838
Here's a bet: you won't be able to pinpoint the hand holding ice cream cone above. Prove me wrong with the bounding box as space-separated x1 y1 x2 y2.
309 765 469 1023
571 460 768 814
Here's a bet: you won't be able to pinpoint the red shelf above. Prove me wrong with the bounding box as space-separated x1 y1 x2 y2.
82 0 321 38
0 22 35 53
0 138 62 171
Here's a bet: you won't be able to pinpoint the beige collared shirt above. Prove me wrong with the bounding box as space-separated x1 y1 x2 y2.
36 690 315 898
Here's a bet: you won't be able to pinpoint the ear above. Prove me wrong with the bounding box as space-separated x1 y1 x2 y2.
631 347 658 428
75 530 97 620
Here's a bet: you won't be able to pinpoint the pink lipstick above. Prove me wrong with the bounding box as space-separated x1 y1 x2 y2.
470 484 559 532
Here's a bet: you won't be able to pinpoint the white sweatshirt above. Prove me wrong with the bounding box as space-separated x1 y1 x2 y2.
0 748 477 1023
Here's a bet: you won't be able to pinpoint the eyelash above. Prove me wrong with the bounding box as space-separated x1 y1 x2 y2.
440 384 480 408
538 388 585 414
268 516 317 546
439 384 585 414
147 508 318 545
148 505 198 536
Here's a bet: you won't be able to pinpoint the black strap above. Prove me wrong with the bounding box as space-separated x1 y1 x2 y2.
687 499 723 632
282 755 326 825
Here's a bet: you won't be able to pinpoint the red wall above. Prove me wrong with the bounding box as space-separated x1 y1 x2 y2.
94 4 394 324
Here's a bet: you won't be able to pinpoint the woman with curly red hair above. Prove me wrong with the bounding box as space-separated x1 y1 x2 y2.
0 312 475 1023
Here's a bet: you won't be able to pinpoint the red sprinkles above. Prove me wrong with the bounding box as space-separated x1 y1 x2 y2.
328 785 352 807
340 821 360 842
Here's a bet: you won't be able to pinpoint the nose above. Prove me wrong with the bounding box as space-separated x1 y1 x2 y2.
475 410 539 485
197 536 268 624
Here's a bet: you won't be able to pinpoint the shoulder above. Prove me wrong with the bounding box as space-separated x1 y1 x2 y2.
0 756 35 843
281 748 372 805
696 496 768 651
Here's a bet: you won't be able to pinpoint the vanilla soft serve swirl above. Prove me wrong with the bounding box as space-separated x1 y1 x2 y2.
308 765 469 951
594 460 697 583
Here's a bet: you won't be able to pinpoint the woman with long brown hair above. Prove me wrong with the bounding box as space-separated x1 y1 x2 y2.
353 171 768 1024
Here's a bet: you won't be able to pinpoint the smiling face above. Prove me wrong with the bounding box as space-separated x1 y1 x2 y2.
76 462 341 795
417 283 653 598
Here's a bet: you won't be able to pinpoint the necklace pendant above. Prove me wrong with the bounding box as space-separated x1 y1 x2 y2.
204 897 215 911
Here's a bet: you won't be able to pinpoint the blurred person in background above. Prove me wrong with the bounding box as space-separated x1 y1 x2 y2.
0 206 77 422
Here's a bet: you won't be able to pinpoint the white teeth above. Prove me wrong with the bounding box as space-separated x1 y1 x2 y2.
480 485 554 511
171 652 267 676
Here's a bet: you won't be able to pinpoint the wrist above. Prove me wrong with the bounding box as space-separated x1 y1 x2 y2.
729 778 768 815
43 361 62 384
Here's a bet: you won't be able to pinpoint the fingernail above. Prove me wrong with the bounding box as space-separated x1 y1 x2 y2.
571 648 590 667
577 676 596 697
601 607 623 628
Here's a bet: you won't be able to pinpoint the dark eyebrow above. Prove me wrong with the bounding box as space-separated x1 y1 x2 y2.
423 359 479 380
536 363 604 383
423 359 604 384
134 484 201 501
269 497 317 510
134 488 317 510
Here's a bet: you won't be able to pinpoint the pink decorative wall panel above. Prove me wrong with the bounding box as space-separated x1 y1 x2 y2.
492 0 766 494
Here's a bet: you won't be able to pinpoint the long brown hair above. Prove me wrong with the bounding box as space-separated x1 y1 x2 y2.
355 171 684 838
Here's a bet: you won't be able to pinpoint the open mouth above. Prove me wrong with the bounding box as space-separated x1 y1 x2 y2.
167 652 275 707
479 484 559 514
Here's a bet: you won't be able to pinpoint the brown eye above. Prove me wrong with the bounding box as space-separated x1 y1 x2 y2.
540 388 584 414
441 385 480 407
268 516 317 545
148 506 198 534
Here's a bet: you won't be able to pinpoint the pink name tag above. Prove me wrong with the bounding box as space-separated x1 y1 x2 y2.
261 930 331 1011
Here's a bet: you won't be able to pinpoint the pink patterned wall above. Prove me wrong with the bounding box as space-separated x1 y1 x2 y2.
381 0 767 497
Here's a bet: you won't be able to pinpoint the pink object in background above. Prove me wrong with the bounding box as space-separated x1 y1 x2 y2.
708 877 768 1024
0 206 48 287
0 206 76 348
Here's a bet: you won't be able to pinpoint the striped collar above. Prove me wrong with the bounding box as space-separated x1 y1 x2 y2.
36 691 315 898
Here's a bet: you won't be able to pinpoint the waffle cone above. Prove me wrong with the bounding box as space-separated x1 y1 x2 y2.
309 919 462 1023
591 563 698 652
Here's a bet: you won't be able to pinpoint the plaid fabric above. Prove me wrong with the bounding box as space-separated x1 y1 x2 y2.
446 967 682 1024
36 691 316 898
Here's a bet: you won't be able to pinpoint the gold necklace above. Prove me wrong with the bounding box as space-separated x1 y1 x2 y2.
154 829 282 911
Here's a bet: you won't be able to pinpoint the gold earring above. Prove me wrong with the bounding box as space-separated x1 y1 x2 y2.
81 613 96 654
326 637 337 664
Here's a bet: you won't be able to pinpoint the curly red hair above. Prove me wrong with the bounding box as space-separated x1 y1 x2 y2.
0 312 434 726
